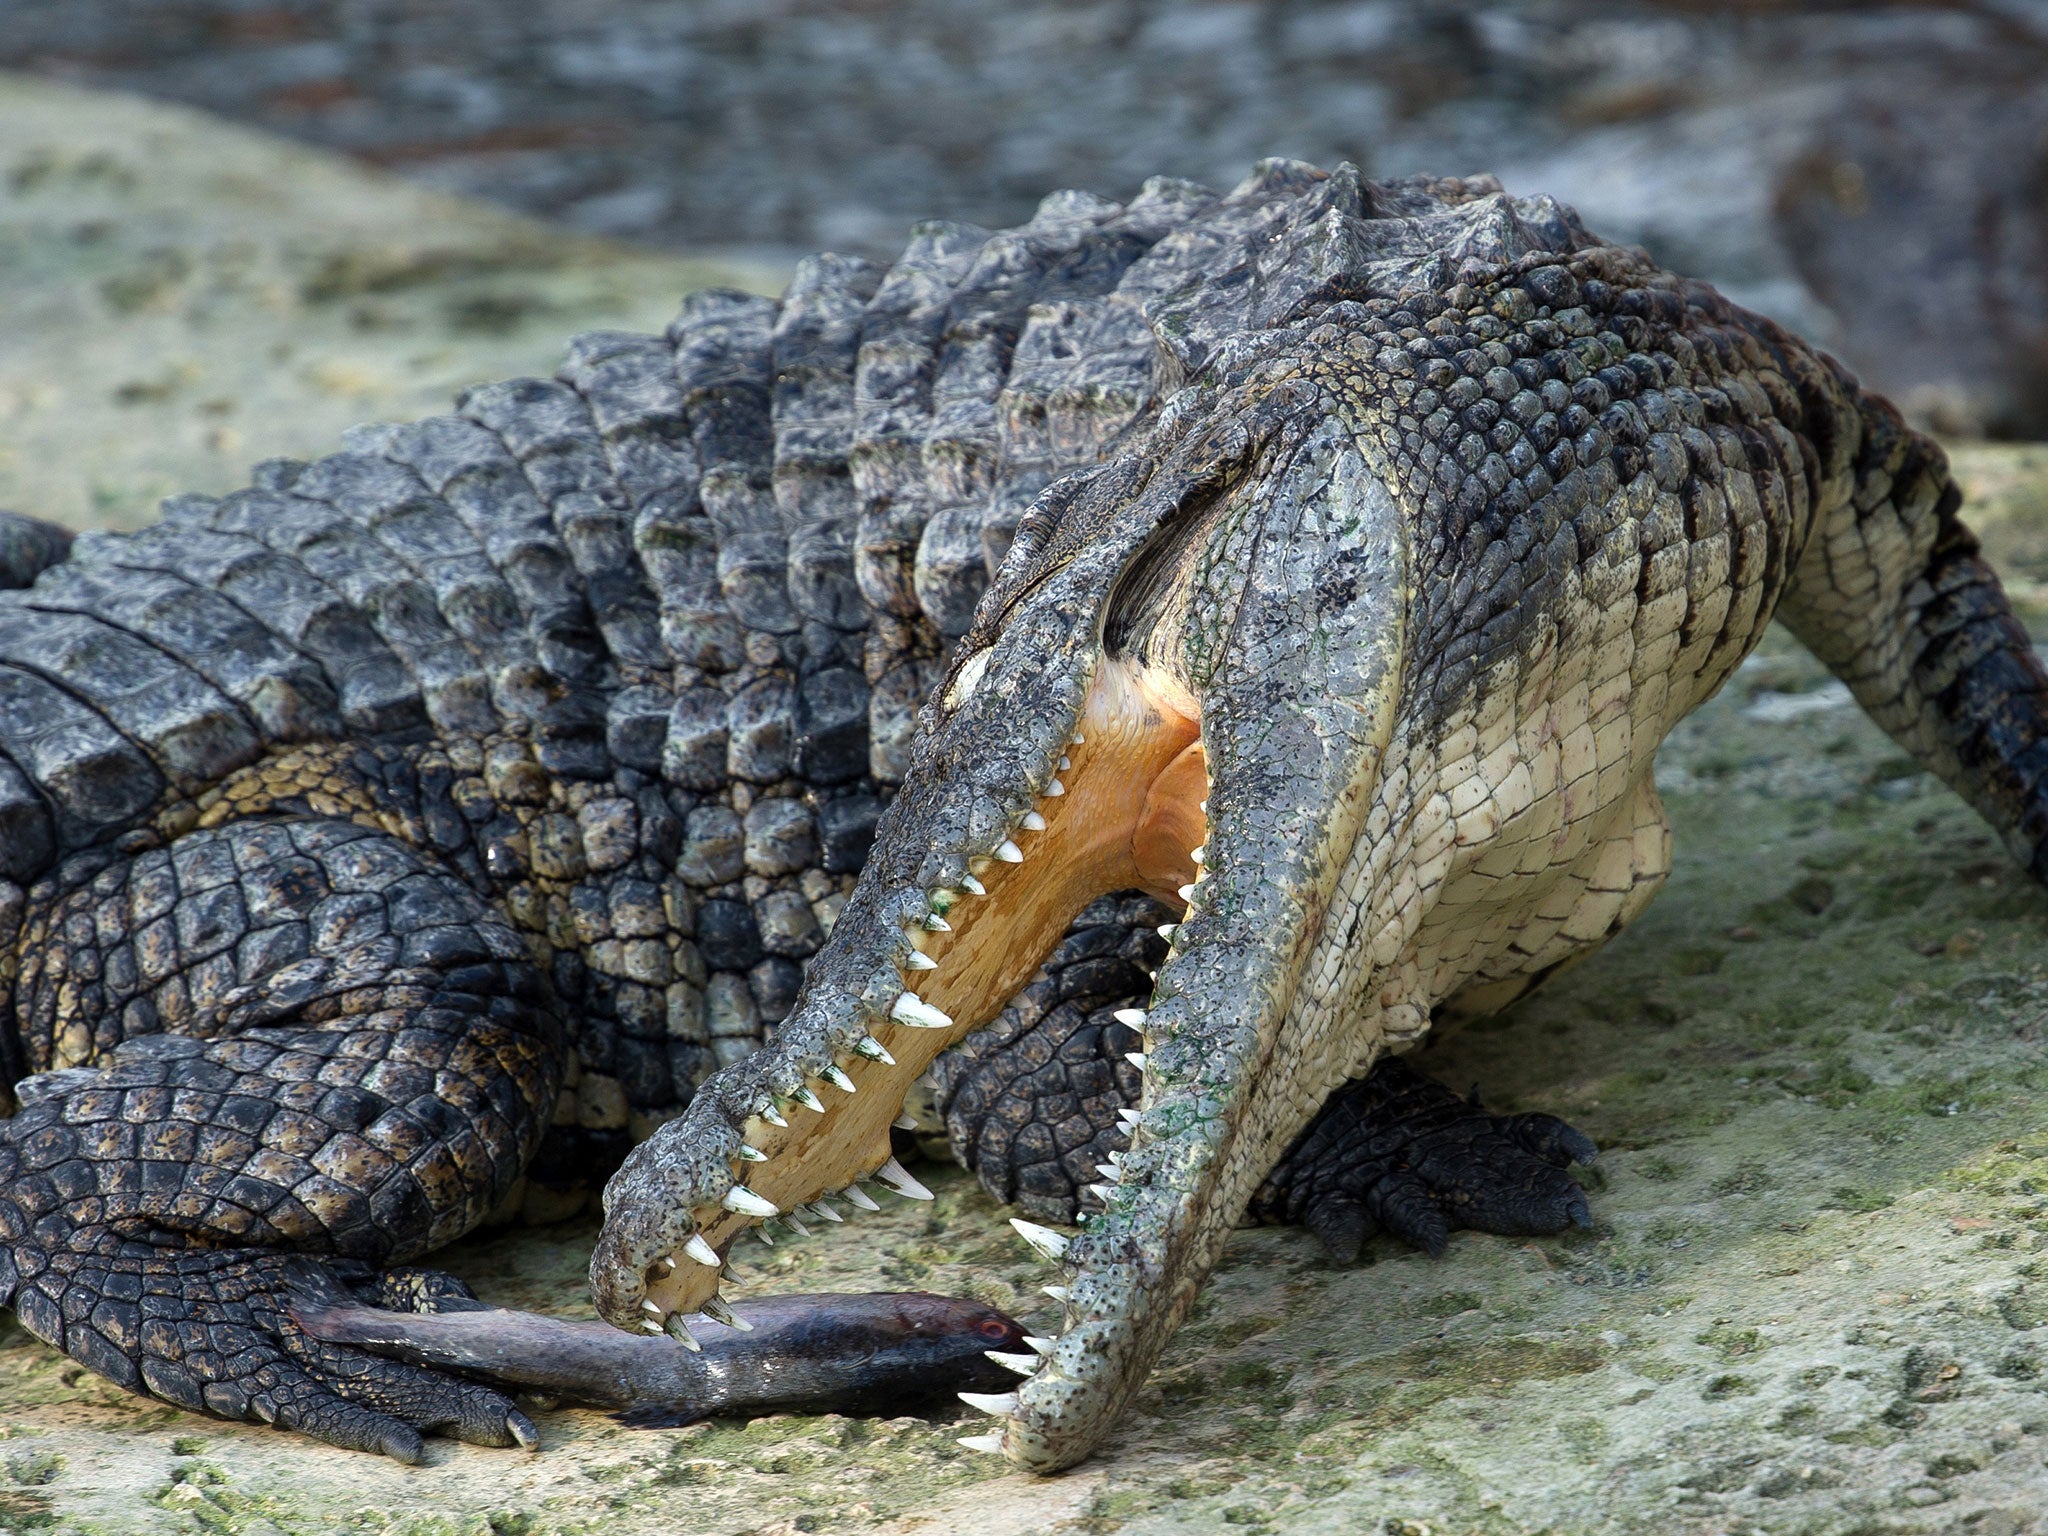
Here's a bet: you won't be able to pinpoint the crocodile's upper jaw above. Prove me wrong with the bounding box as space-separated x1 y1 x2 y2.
589 397 1408 1469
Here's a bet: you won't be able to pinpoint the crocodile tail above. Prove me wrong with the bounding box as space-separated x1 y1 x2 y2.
0 512 72 591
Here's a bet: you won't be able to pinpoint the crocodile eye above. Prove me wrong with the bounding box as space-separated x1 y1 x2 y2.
944 648 992 712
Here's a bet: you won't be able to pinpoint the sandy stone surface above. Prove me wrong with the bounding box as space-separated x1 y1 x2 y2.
5 74 2048 1536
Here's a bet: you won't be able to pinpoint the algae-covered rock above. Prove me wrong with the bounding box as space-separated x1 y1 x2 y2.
4 72 2048 1536
0 71 779 534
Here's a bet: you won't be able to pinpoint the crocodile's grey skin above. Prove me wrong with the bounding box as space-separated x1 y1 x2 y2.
1 160 2037 1470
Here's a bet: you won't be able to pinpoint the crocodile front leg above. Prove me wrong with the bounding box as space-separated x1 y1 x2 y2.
0 819 561 1459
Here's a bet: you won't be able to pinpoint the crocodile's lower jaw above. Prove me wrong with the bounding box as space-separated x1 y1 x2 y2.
631 656 1205 1317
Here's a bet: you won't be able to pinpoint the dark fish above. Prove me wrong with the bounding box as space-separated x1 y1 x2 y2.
296 1290 1030 1428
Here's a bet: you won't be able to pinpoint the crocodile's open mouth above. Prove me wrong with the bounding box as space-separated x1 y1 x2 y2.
629 657 1206 1308
593 402 1407 1471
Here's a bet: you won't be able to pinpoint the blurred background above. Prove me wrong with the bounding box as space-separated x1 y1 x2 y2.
3 0 2047 530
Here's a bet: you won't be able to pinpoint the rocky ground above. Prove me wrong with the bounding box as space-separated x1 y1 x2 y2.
4 74 2048 1536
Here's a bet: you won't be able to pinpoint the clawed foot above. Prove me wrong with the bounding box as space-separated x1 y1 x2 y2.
1252 1057 1597 1262
10 1246 535 1461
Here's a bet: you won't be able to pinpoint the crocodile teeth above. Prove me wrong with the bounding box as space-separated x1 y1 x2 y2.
904 950 938 971
1058 755 1071 770
722 1184 778 1217
1071 731 1086 744
875 1156 934 1200
754 1226 775 1246
891 993 954 1030
663 1313 702 1351
994 839 1024 863
1023 1335 1056 1354
853 1034 895 1065
1177 883 1197 902
780 1213 812 1237
840 1183 881 1212
1096 1162 1119 1180
1117 1108 1142 1128
791 1087 827 1114
958 1433 1006 1454
959 1391 1020 1415
1045 779 1065 797
737 1142 768 1162
685 1234 721 1267
1020 810 1047 832
961 874 987 896
655 1253 676 1273
924 914 953 932
761 1103 789 1128
1156 923 1176 939
986 1350 1040 1376
1112 1007 1147 1027
642 1299 663 1316
1190 844 1206 863
806 1200 844 1223
1085 1183 1113 1202
1010 1217 1071 1263
1042 1284 1069 1302
640 1319 663 1334
823 1064 857 1094
893 1111 920 1130
701 1295 752 1331
1126 1051 1148 1069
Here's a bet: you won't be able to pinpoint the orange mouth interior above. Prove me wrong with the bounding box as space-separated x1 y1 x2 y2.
639 657 1207 1314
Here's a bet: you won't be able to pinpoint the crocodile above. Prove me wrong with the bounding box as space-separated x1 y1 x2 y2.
0 159 2032 1474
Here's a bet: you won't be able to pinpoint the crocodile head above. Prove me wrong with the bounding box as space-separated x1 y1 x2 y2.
591 165 1599 1469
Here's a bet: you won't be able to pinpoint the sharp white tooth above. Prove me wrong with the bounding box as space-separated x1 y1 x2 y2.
1199 800 1208 814
1117 1108 1141 1128
723 1184 779 1217
806 1200 844 1223
762 1103 789 1128
655 1254 676 1273
701 1296 753 1331
959 1391 1019 1415
1042 1285 1069 1302
1024 1336 1055 1355
1086 1183 1113 1202
925 914 953 932
1126 1051 1148 1069
854 1035 896 1065
663 1314 702 1351
1190 845 1205 863
1020 810 1047 832
891 993 954 1030
1096 1162 1118 1180
1112 1007 1147 1027
875 1156 934 1199
841 1183 882 1212
754 1226 775 1246
722 1259 752 1284
641 1319 664 1334
737 1142 768 1162
995 839 1024 863
1177 883 1197 902
1156 924 1176 939
824 1064 857 1093
958 1433 1006 1454
685 1234 721 1267
641 1299 664 1317
1010 1218 1071 1263
1058 755 1071 770
1045 779 1065 797
905 950 938 971
791 1087 827 1113
893 1112 920 1130
780 1214 812 1237
1071 731 1086 744
986 1350 1040 1376
961 874 987 896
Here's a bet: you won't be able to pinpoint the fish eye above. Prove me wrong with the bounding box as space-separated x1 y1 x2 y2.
976 1317 1013 1340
